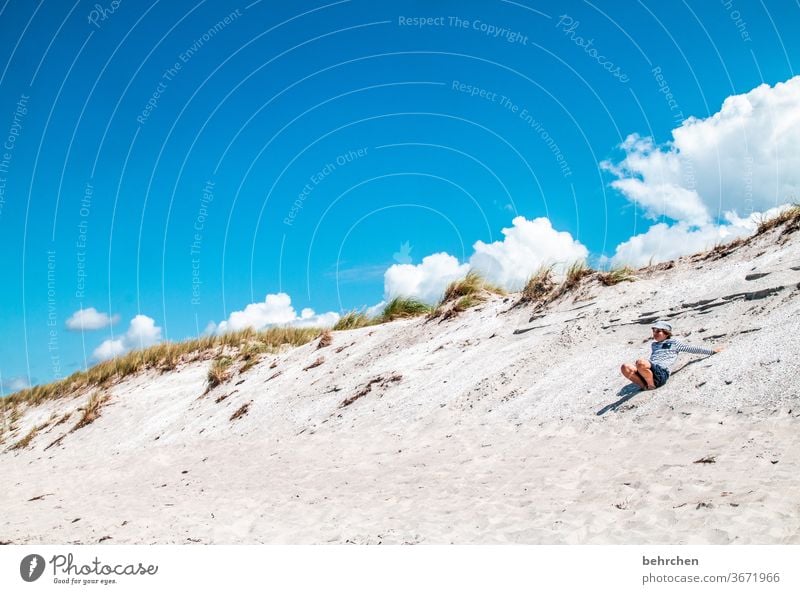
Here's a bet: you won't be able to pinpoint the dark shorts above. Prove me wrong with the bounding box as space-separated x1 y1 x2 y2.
651 363 670 388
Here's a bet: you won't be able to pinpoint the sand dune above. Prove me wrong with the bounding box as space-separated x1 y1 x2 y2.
2 223 799 544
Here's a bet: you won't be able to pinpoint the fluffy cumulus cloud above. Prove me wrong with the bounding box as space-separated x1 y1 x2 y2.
383 253 470 304
212 292 339 334
65 307 119 331
381 217 588 301
469 216 588 290
92 315 162 361
608 205 792 267
604 76 800 224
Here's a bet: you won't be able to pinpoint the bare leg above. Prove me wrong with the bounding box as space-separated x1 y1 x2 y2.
620 363 647 389
636 359 656 389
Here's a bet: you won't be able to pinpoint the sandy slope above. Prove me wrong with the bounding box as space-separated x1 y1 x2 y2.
2 225 799 544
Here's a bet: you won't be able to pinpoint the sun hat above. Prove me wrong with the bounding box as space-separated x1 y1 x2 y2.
651 320 672 333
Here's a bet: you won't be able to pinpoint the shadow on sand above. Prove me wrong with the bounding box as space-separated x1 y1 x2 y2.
596 383 644 416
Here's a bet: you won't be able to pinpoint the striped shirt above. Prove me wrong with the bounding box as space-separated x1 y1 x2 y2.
649 339 715 371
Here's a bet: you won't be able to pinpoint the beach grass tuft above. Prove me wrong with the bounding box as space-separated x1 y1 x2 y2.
756 203 800 235
206 357 233 391
333 310 376 330
72 391 111 432
379 297 433 322
598 266 636 286
521 265 556 303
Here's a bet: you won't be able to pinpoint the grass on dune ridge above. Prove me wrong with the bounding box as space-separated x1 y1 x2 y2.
4 326 323 407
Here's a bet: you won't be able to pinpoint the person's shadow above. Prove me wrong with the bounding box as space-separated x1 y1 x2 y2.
596 383 643 416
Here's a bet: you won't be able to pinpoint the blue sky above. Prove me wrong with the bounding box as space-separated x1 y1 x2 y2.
1 0 798 392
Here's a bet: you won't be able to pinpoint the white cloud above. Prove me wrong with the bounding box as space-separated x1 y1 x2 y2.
65 307 119 331
291 308 340 329
383 252 470 304
604 76 800 224
92 314 162 361
1 375 31 395
214 292 339 334
469 216 588 290
380 217 588 301
365 300 386 318
608 204 791 267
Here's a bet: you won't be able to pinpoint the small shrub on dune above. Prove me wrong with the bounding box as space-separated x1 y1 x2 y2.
380 297 433 322
598 266 636 286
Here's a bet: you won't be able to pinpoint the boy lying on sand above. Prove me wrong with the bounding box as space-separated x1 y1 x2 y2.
620 321 723 390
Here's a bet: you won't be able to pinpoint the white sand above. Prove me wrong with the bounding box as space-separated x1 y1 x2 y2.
2 225 799 544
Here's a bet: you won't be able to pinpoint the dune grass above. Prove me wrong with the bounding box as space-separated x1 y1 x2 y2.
442 270 505 303
72 391 111 432
756 203 800 235
597 266 637 286
564 260 594 290
206 356 234 391
379 297 433 322
333 310 376 330
429 271 506 320
521 265 556 303
9 421 49 450
5 326 324 406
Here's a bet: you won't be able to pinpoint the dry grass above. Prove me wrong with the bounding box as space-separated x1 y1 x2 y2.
206 357 233 391
442 271 505 303
229 401 252 421
5 326 323 406
564 260 593 290
303 356 325 371
238 343 266 374
598 266 637 286
756 204 800 235
333 310 376 330
317 330 333 349
9 422 49 450
379 297 433 322
429 271 505 320
72 391 111 432
521 265 556 303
